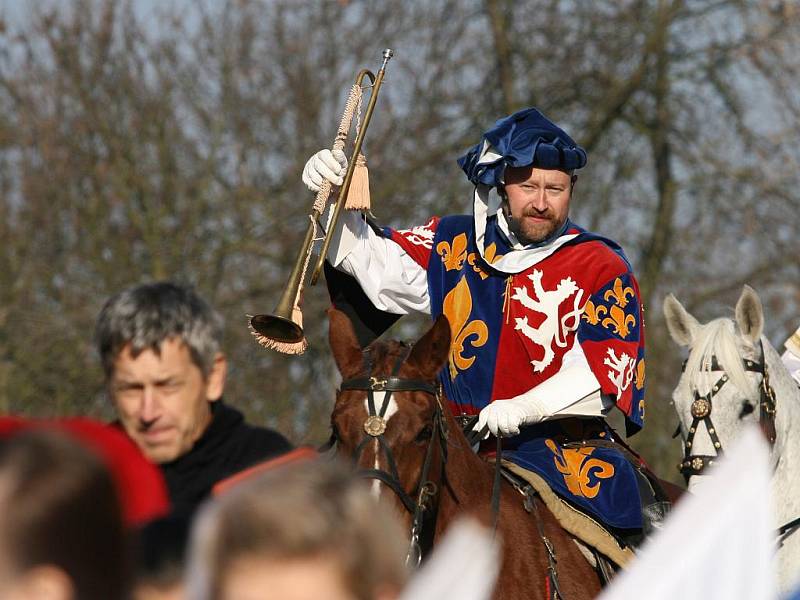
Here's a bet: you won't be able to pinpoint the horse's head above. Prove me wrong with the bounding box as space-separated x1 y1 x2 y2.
328 308 452 553
663 286 787 490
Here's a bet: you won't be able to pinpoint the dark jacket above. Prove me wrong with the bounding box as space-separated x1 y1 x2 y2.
160 401 292 516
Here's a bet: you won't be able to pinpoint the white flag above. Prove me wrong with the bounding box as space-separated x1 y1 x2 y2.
599 426 776 600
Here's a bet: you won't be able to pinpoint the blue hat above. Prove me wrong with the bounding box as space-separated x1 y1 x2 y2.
457 107 587 187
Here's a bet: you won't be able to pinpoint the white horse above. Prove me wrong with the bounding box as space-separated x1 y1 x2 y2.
663 285 800 593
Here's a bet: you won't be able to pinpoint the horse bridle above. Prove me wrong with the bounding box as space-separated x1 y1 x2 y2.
675 340 800 545
335 349 567 594
337 346 449 566
678 340 777 481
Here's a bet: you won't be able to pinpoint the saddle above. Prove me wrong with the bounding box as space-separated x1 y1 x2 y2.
458 415 673 571
496 441 672 571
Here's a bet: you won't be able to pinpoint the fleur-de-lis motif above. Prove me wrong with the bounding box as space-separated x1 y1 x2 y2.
601 305 636 339
436 233 469 272
604 278 635 308
442 276 488 380
635 359 645 390
545 439 615 499
467 243 502 280
581 299 608 325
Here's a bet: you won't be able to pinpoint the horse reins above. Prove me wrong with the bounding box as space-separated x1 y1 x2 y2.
336 350 566 595
338 347 448 566
676 341 800 543
677 339 777 481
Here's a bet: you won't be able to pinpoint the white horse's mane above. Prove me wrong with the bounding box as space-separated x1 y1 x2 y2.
683 317 754 397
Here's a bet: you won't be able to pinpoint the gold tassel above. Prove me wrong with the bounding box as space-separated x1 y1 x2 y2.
247 309 308 355
344 153 370 211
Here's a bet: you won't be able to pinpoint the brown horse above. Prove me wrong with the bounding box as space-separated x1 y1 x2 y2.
328 308 601 599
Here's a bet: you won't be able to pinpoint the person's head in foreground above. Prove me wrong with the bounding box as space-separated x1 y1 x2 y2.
186 459 409 600
95 280 227 464
0 431 128 600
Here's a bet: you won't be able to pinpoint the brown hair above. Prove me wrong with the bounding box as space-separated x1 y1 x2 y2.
188 459 409 600
0 431 129 599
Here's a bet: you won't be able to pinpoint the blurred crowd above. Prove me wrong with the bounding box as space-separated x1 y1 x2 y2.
0 281 412 600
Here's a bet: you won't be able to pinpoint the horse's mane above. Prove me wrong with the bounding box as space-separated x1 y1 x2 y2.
684 317 753 396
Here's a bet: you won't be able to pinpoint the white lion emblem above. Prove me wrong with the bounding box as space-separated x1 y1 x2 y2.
604 348 636 397
397 218 436 249
511 270 585 372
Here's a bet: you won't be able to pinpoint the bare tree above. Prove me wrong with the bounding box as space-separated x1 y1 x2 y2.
0 0 798 480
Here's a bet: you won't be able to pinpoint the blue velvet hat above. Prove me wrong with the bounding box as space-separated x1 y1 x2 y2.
457 108 587 187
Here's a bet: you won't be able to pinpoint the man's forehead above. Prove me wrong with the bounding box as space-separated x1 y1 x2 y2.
112 338 193 377
504 165 572 184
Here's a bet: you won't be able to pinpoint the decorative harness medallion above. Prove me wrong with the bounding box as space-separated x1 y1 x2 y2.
364 415 387 437
691 398 711 419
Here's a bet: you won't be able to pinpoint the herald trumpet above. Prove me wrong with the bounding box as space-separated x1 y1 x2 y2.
249 49 393 354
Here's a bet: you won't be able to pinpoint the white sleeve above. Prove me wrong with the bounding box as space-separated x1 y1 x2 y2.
510 338 612 419
782 350 800 387
326 210 431 315
784 326 800 386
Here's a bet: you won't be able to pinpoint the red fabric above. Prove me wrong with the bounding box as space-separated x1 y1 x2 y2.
211 446 319 497
490 239 636 400
388 216 440 268
0 416 170 527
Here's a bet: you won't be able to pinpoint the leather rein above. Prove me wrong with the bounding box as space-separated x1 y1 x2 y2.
676 340 800 545
337 346 448 566
334 349 565 596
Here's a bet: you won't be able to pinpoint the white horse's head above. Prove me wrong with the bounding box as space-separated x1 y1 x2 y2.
663 286 797 493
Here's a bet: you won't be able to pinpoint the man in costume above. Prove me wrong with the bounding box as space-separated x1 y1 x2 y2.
96 281 292 516
304 108 658 552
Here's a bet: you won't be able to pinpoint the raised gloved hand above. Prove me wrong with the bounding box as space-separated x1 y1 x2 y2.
475 396 548 437
301 148 348 192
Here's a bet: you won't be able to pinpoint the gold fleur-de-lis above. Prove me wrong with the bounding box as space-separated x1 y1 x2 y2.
467 243 502 280
604 278 635 308
545 439 615 499
581 299 608 325
442 276 488 380
635 359 645 390
601 305 636 339
436 233 469 272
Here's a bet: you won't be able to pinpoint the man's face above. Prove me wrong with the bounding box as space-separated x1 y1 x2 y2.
110 338 226 464
502 165 573 245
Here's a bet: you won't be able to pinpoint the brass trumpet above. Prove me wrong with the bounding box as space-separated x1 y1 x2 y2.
250 49 393 354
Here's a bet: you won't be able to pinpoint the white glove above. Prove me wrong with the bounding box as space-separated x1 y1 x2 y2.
475 397 547 437
301 148 348 192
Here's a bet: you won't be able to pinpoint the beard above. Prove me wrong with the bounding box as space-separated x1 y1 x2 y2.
507 210 566 245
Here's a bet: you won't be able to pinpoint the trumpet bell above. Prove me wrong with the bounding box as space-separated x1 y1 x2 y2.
249 313 304 344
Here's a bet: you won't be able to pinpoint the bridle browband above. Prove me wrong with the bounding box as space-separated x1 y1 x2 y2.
678 339 777 481
337 346 448 566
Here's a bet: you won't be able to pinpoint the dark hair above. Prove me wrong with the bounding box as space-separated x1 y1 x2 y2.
0 431 129 599
133 513 191 590
95 281 223 379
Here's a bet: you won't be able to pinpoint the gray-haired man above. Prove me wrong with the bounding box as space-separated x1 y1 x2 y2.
96 281 291 515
